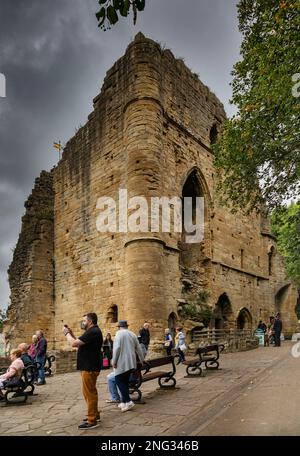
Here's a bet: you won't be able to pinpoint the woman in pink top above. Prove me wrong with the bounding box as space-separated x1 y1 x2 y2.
0 349 24 399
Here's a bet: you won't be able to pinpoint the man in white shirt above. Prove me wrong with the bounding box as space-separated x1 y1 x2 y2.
112 320 144 412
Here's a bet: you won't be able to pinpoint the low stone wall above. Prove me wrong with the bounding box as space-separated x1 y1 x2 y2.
52 350 77 375
223 336 259 353
188 336 259 355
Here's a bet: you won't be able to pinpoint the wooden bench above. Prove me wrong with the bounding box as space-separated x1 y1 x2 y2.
1 364 37 404
129 355 177 402
184 344 225 377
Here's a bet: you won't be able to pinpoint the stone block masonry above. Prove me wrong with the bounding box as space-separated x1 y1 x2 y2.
4 33 298 356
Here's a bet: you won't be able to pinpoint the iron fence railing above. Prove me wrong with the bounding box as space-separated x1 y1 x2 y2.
192 328 256 345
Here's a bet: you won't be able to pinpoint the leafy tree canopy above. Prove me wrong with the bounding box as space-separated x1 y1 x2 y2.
214 0 300 213
271 201 300 286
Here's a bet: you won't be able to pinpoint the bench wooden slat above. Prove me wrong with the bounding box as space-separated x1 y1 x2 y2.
183 357 199 365
129 355 177 401
142 371 168 381
144 356 174 369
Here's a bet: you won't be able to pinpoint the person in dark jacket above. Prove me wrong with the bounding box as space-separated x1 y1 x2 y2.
103 333 113 368
137 322 150 357
257 321 267 333
273 313 283 347
63 313 103 430
35 330 47 385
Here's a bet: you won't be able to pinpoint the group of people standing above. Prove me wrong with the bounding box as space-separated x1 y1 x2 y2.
63 314 145 429
63 313 188 430
101 322 151 369
257 313 283 347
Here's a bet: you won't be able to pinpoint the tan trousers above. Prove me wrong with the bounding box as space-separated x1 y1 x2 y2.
80 371 100 424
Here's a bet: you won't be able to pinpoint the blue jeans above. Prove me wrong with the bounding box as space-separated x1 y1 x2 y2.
107 372 121 401
140 343 147 358
115 370 131 403
36 355 46 383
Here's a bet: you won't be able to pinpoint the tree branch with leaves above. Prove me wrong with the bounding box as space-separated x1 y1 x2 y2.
214 0 300 213
96 0 146 30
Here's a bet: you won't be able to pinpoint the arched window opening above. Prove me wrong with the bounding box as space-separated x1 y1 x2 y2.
107 305 118 323
268 246 275 275
168 312 178 339
210 124 218 145
213 293 233 330
237 307 252 330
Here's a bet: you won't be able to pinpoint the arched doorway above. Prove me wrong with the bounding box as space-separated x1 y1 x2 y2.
237 307 252 330
106 305 118 324
180 168 209 271
168 312 177 339
213 293 233 329
275 284 290 314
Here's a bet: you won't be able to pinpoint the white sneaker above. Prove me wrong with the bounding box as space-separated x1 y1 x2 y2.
118 402 125 409
121 401 135 412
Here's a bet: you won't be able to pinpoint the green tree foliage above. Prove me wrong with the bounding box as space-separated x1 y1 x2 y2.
178 291 213 327
0 309 7 333
96 0 146 30
215 0 300 213
271 201 300 286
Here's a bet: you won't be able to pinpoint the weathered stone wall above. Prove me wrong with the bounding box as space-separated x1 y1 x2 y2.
53 350 77 375
4 33 298 353
4 171 54 348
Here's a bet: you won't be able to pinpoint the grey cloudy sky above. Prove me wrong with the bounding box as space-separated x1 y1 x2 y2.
0 0 241 311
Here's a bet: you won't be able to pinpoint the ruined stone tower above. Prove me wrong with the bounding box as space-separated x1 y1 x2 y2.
4 33 298 353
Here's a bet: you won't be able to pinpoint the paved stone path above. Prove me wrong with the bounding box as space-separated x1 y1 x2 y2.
0 342 298 436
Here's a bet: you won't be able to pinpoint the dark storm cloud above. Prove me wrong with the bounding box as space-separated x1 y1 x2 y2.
0 0 241 309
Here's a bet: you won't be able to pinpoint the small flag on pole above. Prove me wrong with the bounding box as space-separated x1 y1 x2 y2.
53 141 62 159
53 142 61 150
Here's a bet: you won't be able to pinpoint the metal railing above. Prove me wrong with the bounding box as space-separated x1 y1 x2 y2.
192 328 255 345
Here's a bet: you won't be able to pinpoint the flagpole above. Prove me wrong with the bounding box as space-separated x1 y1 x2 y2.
53 140 62 160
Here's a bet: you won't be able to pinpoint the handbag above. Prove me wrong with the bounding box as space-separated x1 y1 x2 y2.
164 340 171 347
180 343 187 351
102 357 109 368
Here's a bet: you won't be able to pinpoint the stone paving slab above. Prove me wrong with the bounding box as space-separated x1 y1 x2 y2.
0 342 295 436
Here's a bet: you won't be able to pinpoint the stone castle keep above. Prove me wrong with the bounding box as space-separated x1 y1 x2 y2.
4 33 298 353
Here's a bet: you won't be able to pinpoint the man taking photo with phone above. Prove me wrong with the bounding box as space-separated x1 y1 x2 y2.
63 312 103 430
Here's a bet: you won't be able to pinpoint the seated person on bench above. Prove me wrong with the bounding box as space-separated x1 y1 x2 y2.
18 343 34 367
0 349 24 400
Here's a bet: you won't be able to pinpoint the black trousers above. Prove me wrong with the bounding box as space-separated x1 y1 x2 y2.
165 346 172 356
274 332 281 346
177 348 185 361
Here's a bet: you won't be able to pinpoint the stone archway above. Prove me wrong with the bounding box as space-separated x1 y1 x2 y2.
275 284 290 314
213 293 233 330
168 312 178 339
180 168 211 292
237 307 252 330
106 305 118 324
